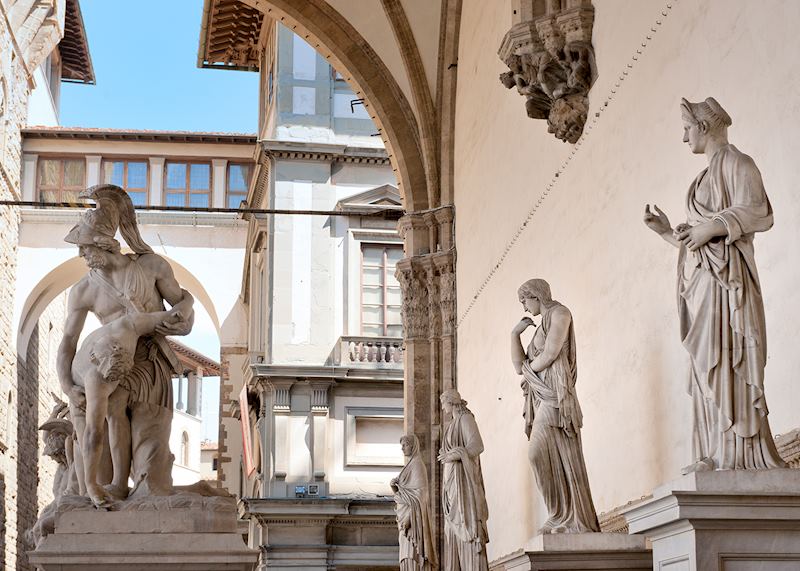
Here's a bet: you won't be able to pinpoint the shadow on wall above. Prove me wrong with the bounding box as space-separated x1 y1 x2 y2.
17 322 41 570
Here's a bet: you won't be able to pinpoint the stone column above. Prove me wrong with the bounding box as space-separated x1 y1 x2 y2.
397 205 456 559
212 158 227 208
175 372 185 411
21 153 37 200
85 155 102 187
310 382 331 489
186 369 202 417
267 379 293 497
149 156 165 206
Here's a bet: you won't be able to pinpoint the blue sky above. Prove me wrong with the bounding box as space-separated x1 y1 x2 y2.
61 0 259 133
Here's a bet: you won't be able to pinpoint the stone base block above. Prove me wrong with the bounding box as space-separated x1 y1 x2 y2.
29 496 258 571
624 469 800 571
490 533 652 570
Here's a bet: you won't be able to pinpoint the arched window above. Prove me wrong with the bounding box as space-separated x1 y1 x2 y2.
180 431 190 466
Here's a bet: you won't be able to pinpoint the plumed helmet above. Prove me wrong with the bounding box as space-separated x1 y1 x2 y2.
64 184 153 254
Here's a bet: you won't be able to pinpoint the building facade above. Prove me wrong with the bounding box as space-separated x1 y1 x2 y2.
0 1 92 568
200 10 406 568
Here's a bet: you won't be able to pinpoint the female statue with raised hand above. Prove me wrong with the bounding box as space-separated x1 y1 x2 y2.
643 97 785 472
511 279 600 534
439 389 489 571
391 434 438 571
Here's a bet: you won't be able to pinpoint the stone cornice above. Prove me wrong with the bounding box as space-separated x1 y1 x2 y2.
250 363 403 383
239 497 396 520
260 139 389 165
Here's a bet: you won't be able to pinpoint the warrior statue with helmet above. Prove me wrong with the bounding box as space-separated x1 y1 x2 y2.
56 184 195 505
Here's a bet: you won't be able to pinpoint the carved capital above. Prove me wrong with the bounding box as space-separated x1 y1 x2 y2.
434 253 457 336
310 381 333 414
396 259 429 341
266 379 293 412
498 1 596 144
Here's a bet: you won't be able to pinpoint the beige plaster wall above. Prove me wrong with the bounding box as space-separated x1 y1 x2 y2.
453 0 800 560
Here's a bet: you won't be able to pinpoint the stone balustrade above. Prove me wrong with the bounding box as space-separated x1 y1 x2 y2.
334 336 403 368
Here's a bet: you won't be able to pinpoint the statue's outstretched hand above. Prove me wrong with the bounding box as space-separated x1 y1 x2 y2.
644 204 672 236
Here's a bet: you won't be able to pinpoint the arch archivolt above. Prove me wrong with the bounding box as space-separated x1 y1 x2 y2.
17 255 220 360
241 0 436 211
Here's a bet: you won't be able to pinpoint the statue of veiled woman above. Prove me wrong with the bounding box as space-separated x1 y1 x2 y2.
644 97 785 472
511 278 600 534
439 389 489 571
391 434 438 571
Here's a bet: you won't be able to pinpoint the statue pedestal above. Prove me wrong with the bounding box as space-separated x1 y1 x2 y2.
624 469 800 571
490 533 652 570
29 494 258 571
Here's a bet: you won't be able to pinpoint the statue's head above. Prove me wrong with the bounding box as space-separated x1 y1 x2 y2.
440 388 468 417
39 412 73 467
400 434 420 457
518 278 552 317
680 97 731 154
90 337 134 383
65 184 153 261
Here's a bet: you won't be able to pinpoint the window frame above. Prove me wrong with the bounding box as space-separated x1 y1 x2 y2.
360 242 403 337
163 160 212 208
226 162 252 209
36 156 86 203
100 157 150 206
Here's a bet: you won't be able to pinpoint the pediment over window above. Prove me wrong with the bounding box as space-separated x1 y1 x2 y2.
336 184 403 213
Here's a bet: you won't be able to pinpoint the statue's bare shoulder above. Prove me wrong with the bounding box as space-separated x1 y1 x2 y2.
134 252 173 279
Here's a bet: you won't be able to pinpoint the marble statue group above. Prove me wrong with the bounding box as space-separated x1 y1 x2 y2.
30 184 233 550
389 95 789 569
27 96 792 568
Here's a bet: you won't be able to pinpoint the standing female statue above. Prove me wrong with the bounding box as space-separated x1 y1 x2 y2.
643 97 785 472
439 389 489 570
511 278 600 534
391 434 438 571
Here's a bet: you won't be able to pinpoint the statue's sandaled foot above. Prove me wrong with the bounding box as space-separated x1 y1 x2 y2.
103 483 129 501
681 458 714 475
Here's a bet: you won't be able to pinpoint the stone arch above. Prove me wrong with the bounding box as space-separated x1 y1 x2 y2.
17 255 221 359
243 0 431 211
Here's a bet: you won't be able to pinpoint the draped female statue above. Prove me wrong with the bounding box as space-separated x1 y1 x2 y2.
511 278 600 534
439 389 489 570
391 434 438 571
643 97 785 472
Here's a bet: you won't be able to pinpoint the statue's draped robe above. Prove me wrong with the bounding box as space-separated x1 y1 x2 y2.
89 254 180 492
395 447 437 571
678 144 784 470
441 410 489 571
521 304 600 533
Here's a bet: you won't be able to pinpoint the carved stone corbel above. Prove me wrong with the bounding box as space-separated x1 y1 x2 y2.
498 0 596 143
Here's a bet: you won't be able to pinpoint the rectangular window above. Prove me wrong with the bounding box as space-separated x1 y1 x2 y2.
345 407 404 467
164 162 211 207
227 163 251 208
102 159 148 206
361 244 403 337
37 157 85 202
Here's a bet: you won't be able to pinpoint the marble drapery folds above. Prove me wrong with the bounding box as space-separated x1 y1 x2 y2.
393 435 438 571
679 143 785 470
521 302 600 534
440 391 489 571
